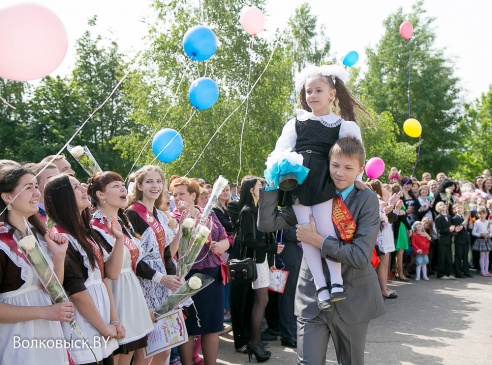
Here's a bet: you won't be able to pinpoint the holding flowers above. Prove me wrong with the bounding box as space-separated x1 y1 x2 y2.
0 165 72 364
170 177 230 365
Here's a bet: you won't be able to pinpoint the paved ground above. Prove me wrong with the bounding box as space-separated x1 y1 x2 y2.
215 272 492 364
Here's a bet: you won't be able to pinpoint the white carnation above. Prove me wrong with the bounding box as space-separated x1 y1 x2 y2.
188 276 202 290
18 235 36 252
197 225 211 239
182 218 195 229
70 145 85 158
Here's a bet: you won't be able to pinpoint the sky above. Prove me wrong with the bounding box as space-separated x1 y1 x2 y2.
2 0 492 102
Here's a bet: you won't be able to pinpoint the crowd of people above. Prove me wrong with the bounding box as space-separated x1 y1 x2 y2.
2 60 492 365
369 168 492 303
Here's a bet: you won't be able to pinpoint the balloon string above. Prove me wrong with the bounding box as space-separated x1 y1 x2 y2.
184 34 281 177
402 38 421 189
407 40 411 118
0 69 132 217
124 66 190 183
236 36 254 187
149 108 197 165
0 95 16 110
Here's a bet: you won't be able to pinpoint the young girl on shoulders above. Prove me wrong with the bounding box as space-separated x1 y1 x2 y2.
265 64 368 309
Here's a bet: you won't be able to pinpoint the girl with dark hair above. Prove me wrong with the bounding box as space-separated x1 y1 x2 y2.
44 174 121 365
87 171 153 365
432 179 457 215
235 175 282 362
125 165 182 365
265 64 367 310
0 165 73 364
169 176 230 365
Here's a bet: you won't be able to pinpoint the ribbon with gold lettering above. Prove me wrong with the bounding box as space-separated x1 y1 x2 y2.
332 195 357 243
91 218 139 273
128 202 165 261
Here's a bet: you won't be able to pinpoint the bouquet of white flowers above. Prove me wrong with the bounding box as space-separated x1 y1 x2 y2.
177 216 212 278
176 177 229 278
153 273 214 319
67 145 102 176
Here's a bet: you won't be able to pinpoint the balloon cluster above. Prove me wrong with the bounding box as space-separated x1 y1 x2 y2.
152 6 266 163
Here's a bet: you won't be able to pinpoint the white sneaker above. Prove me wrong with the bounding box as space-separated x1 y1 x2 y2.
423 276 429 280
415 277 420 281
440 276 450 280
448 275 456 279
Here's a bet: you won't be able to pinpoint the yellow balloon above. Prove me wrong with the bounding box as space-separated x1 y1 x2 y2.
403 118 422 138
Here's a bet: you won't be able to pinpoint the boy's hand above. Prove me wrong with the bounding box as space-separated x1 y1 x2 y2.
449 225 455 232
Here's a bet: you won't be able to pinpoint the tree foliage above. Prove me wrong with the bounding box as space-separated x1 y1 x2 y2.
360 0 461 177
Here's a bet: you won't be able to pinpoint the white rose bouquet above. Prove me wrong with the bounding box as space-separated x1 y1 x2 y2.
177 216 212 278
153 273 214 319
176 177 228 277
67 145 103 176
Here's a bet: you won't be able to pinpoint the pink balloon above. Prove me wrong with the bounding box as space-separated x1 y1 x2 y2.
0 3 68 82
399 21 414 41
365 157 385 179
240 6 265 36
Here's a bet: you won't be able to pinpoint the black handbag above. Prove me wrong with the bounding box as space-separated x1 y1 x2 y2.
228 215 258 283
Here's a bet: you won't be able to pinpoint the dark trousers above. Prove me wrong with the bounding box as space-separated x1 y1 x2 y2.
265 290 279 331
437 244 452 277
230 280 254 349
278 264 300 342
455 243 470 276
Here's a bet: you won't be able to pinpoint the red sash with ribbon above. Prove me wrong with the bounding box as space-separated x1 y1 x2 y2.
91 218 139 273
332 195 380 268
128 202 165 261
0 232 30 266
51 226 105 277
332 195 357 243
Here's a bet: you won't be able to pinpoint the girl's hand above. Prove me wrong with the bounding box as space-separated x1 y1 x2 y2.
101 324 117 338
104 216 123 240
160 275 183 292
44 301 74 322
45 232 69 256
277 243 284 254
210 241 220 254
114 323 126 340
354 181 367 191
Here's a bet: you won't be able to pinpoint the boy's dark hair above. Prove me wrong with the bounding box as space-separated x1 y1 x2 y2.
329 135 365 166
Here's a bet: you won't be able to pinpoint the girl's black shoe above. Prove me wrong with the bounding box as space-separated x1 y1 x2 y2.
247 343 271 362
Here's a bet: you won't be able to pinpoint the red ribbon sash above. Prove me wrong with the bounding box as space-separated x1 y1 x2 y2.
332 195 357 243
128 202 165 261
0 232 30 266
91 218 139 273
51 226 105 278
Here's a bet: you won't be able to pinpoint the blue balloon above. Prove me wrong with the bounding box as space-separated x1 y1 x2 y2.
152 128 184 163
343 51 359 67
188 77 219 110
183 25 217 62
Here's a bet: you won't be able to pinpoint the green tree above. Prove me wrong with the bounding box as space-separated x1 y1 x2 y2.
453 87 492 179
287 3 331 72
23 17 136 175
0 80 30 161
360 1 461 177
114 0 294 182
